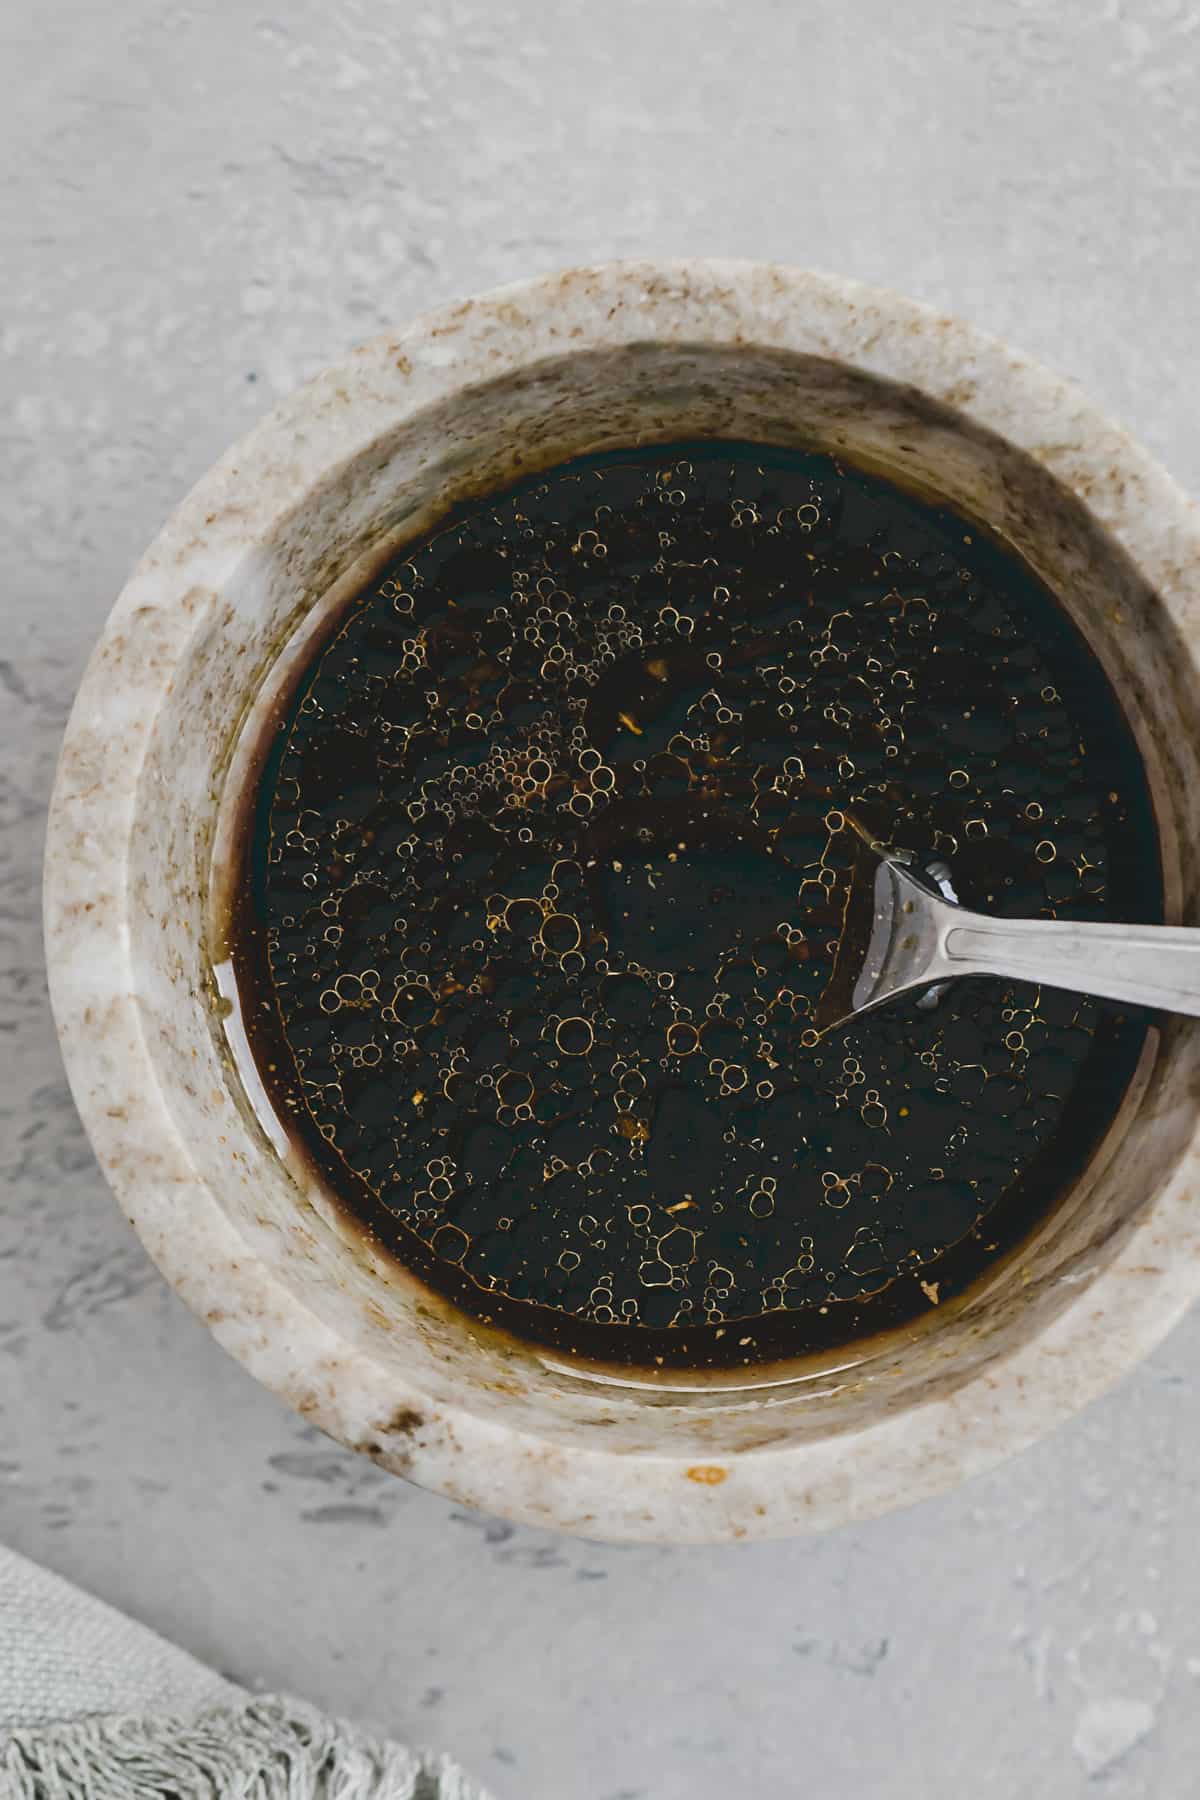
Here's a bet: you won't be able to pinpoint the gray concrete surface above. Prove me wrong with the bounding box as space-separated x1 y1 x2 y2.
5 2 1200 1794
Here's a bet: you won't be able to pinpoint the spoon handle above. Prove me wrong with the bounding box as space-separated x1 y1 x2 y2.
943 915 1200 1016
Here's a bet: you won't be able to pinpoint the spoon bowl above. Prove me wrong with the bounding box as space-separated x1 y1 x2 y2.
815 830 1200 1032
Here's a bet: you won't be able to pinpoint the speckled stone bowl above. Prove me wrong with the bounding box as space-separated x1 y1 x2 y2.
44 262 1200 1543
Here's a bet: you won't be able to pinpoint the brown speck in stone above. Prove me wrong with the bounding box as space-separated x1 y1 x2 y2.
382 1405 424 1437
687 1465 727 1485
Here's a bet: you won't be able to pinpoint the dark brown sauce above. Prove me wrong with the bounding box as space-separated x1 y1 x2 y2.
226 443 1161 1370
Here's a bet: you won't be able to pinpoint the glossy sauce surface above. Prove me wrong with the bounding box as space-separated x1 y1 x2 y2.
228 444 1160 1369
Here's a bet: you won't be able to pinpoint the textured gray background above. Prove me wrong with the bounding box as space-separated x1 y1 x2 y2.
4 2 1200 1795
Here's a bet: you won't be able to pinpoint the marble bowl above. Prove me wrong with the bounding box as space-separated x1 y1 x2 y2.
44 262 1200 1543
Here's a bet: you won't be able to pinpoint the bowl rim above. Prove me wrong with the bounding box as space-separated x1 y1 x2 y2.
43 258 1200 1542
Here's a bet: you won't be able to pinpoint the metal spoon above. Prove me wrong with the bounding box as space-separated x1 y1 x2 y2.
813 827 1200 1033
